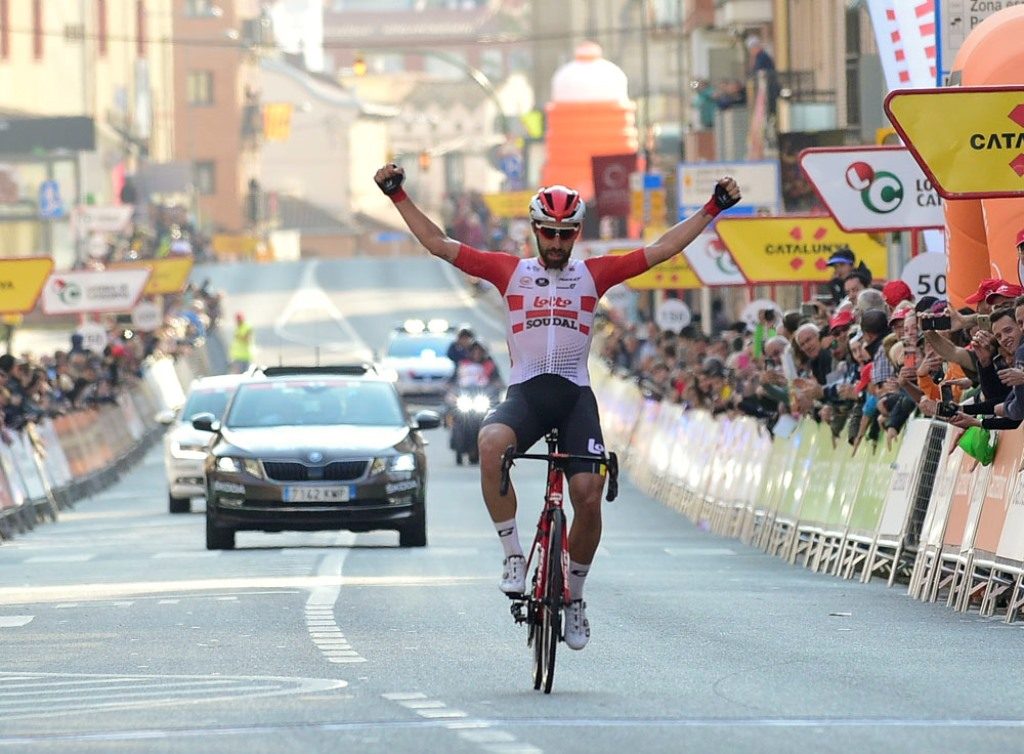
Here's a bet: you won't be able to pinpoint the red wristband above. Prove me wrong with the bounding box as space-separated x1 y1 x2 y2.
702 197 721 218
389 188 408 204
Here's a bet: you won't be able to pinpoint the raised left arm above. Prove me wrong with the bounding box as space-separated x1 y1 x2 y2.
643 177 740 268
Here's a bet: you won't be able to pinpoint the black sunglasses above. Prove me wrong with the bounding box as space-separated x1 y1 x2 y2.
536 225 579 240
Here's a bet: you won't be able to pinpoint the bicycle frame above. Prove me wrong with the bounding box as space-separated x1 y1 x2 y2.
499 430 618 693
523 437 572 608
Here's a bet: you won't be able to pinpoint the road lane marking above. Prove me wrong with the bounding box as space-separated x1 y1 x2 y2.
305 533 367 665
385 693 541 753
0 615 33 627
274 261 372 359
0 574 488 605
0 672 345 722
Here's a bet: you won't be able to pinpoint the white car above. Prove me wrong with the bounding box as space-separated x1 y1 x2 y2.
378 320 456 401
159 373 249 513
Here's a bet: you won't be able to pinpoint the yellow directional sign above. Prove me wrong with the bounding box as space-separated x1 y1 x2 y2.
885 86 1024 199
0 257 54 314
714 216 887 284
610 248 703 290
110 257 194 296
482 191 534 219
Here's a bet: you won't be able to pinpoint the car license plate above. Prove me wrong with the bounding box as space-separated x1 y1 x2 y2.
283 485 352 503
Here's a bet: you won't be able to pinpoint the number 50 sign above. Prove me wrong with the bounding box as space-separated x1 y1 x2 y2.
900 253 947 299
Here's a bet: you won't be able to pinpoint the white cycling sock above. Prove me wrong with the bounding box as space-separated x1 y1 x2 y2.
568 560 590 601
495 518 523 558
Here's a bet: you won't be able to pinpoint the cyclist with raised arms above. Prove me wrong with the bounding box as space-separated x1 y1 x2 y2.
374 164 740 650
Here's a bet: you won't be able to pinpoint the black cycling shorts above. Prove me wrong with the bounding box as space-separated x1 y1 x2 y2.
482 374 606 477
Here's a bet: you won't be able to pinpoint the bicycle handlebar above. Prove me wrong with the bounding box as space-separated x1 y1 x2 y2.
499 446 619 502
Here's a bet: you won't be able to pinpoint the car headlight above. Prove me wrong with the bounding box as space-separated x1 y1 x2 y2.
216 457 241 473
471 394 491 413
371 453 417 476
215 457 263 477
456 395 475 412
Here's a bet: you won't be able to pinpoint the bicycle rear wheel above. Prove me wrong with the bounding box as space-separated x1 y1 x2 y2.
539 509 565 694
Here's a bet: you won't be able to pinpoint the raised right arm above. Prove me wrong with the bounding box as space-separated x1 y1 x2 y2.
374 164 460 263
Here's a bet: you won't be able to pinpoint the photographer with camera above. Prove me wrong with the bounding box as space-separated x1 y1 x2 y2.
943 306 1023 431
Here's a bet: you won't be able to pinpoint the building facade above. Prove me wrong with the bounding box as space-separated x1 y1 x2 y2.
0 0 175 265
171 0 263 234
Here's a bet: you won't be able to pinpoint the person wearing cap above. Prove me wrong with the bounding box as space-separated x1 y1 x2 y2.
888 302 914 340
964 278 1007 314
984 282 1024 310
882 280 914 310
826 246 873 305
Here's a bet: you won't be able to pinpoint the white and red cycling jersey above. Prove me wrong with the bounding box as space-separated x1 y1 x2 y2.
453 244 649 386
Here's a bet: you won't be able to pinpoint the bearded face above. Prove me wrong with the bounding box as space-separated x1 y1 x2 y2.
533 223 580 270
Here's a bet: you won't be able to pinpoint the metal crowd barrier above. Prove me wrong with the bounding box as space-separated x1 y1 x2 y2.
590 358 1024 623
0 349 209 542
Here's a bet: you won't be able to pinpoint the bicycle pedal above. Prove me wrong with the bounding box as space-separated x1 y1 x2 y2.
509 601 527 624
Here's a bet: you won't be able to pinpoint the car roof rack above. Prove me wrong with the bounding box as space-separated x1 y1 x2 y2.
257 364 378 377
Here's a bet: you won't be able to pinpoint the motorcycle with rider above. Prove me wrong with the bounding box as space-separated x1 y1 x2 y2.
446 340 504 465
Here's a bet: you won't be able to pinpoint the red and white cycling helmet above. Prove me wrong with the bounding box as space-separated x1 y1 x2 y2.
528 185 586 225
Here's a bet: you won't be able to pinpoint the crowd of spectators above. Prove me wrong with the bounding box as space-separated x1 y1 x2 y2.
85 203 210 269
0 281 223 441
597 240 1024 452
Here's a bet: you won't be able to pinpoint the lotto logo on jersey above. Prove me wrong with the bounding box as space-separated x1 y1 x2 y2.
533 295 573 308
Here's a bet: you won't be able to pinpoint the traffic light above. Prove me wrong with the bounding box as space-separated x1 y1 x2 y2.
352 53 367 77
418 150 431 172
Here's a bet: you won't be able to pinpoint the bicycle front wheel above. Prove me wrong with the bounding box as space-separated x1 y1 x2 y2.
539 509 565 694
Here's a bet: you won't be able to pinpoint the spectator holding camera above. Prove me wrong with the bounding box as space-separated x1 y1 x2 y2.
948 307 1023 430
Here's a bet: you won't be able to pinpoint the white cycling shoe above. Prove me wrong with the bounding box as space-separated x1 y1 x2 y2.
563 599 590 650
500 555 527 595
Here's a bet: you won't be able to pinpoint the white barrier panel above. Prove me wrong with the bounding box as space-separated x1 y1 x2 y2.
37 419 74 488
118 394 147 441
0 442 28 509
143 357 187 412
10 431 46 502
876 419 932 539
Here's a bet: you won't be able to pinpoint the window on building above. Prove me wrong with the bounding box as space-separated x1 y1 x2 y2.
444 153 465 195
187 71 214 105
193 161 216 195
97 0 108 57
844 6 861 131
0 0 9 60
32 0 42 59
136 0 146 57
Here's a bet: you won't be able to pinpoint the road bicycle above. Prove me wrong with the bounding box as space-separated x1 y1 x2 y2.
499 429 618 694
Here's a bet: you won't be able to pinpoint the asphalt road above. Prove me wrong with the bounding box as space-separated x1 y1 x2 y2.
2 258 1024 753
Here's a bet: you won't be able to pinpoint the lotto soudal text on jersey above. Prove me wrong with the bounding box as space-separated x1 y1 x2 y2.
453 245 649 386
